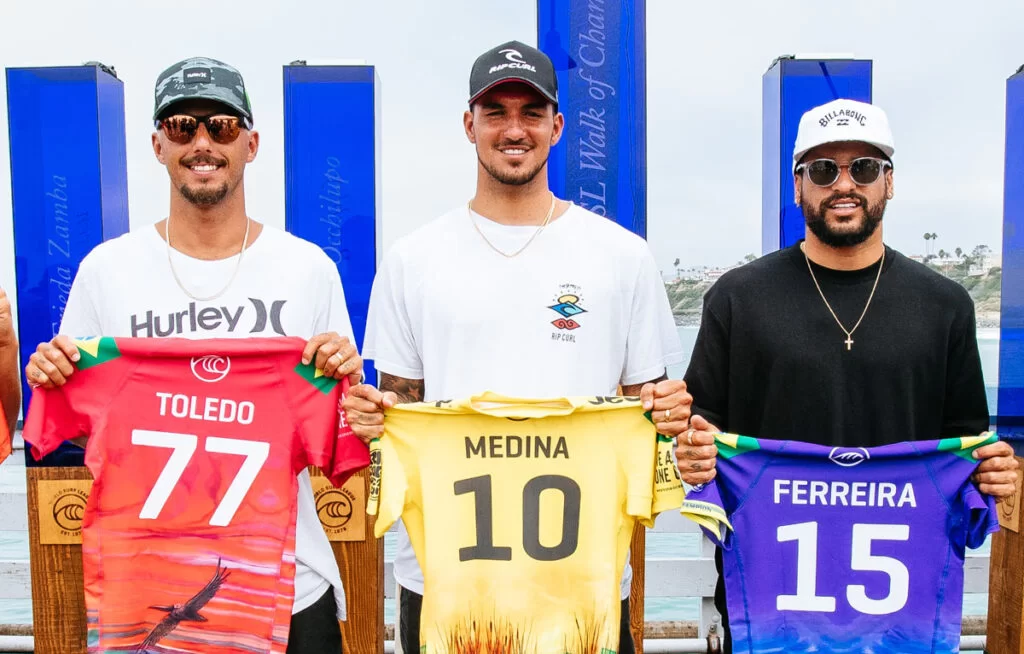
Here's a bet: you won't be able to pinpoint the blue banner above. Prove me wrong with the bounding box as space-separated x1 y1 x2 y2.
999 67 1024 439
6 65 128 465
538 0 646 237
282 64 381 383
762 57 872 253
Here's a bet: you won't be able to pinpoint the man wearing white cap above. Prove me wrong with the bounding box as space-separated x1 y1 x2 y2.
673 98 1019 652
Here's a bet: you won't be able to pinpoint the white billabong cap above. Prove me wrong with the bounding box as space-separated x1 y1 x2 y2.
792 99 895 170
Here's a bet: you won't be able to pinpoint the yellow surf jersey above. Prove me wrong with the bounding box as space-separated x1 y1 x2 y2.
368 393 684 654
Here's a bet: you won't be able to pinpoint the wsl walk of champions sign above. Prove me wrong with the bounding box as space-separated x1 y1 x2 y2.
6 64 129 466
282 63 381 384
1000 67 1024 440
538 0 646 237
761 56 871 252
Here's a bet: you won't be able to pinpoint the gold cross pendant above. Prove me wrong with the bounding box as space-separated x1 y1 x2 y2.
845 336 854 351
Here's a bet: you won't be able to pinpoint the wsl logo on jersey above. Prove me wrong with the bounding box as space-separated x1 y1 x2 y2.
829 447 870 467
191 355 230 383
130 299 288 337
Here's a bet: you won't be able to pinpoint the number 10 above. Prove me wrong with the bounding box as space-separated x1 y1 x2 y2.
455 474 581 562
776 521 910 616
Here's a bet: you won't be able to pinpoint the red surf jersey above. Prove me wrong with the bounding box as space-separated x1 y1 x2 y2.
0 403 9 464
24 336 368 653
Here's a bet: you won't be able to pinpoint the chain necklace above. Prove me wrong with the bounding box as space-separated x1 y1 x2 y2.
802 243 885 351
165 214 251 302
468 193 556 258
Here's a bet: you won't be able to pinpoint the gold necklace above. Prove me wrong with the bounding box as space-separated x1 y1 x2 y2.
468 193 556 258
165 215 251 302
802 243 885 351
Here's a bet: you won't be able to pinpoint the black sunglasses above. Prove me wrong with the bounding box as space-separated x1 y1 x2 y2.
158 114 245 145
796 157 891 187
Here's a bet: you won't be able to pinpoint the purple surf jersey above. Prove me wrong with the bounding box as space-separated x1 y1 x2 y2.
682 434 1000 654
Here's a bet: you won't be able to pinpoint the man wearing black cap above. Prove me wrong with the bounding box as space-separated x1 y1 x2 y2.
345 40 690 653
24 57 363 653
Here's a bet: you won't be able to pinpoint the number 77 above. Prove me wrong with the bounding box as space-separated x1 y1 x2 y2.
132 429 270 527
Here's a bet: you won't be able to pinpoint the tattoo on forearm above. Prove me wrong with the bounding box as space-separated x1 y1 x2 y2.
380 373 425 404
621 373 668 397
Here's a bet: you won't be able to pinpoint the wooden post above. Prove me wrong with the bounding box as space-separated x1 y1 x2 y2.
27 466 383 654
629 522 646 654
986 455 1024 654
312 467 385 654
25 466 90 654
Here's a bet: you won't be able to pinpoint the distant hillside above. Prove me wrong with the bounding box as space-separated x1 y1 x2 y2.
666 264 1002 328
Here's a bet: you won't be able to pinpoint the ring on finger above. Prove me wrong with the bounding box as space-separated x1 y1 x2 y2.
664 408 671 421
686 428 695 447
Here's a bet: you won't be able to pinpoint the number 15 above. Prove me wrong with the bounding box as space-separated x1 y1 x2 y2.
777 521 910 616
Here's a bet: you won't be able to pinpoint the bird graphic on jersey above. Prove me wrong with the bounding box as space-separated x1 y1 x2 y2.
137 560 231 651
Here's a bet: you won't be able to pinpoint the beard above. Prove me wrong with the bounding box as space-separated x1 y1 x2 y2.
179 181 230 206
178 154 231 206
803 191 886 248
478 147 548 186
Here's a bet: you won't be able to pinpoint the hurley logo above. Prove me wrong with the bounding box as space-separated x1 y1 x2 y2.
183 67 212 84
829 447 870 467
130 299 287 338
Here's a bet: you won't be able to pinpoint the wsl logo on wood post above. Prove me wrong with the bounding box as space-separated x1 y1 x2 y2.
37 479 93 544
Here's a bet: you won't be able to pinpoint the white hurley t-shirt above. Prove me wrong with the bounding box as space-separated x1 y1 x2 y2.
59 223 355 618
364 203 684 599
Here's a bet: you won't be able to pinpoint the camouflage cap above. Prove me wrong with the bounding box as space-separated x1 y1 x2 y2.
153 57 253 127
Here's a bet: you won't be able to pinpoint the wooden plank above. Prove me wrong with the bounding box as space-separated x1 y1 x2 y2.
644 559 719 598
650 511 702 533
0 492 28 532
26 466 89 654
629 522 645 654
987 456 1024 654
314 467 384 654
0 560 31 599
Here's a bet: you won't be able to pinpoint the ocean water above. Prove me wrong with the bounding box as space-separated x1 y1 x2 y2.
0 327 1003 628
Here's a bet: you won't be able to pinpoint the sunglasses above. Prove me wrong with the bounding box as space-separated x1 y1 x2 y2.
158 114 245 145
796 157 891 187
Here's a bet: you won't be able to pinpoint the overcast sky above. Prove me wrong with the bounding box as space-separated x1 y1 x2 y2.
1 0 1021 320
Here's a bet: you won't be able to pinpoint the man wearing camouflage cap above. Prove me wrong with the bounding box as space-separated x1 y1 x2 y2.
25 57 363 652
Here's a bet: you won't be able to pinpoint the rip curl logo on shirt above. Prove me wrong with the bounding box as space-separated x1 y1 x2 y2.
829 447 871 467
549 295 586 330
549 284 586 343
191 355 231 383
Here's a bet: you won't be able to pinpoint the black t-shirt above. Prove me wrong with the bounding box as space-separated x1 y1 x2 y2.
684 242 989 446
685 242 990 654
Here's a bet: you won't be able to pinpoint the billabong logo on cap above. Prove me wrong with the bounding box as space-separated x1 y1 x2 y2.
819 109 867 128
183 67 212 84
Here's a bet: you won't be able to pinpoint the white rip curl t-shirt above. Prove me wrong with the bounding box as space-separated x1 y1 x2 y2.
363 203 684 600
58 223 355 618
